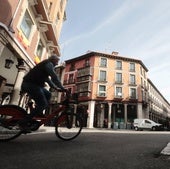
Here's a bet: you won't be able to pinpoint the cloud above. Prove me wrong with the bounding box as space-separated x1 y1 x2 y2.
61 0 144 49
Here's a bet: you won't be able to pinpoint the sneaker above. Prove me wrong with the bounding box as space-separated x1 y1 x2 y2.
30 121 41 131
19 123 32 134
18 118 32 134
20 126 32 134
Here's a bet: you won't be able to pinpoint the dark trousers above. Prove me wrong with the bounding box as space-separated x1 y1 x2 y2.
21 82 51 118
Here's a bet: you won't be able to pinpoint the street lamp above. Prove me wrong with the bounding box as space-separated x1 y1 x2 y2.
5 58 14 69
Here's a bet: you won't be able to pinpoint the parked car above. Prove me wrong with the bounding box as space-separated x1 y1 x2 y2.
133 119 163 131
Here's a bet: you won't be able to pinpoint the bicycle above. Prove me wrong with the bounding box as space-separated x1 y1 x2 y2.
0 89 83 142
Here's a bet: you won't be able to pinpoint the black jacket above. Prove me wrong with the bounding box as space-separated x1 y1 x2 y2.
23 59 64 89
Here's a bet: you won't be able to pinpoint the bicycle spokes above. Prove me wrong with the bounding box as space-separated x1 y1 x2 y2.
55 113 83 141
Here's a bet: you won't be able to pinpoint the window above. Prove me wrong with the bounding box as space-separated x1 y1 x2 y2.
84 58 90 67
48 2 53 15
77 67 91 77
99 70 106 81
56 12 60 24
116 73 122 83
130 88 136 99
143 70 146 78
145 120 151 124
116 61 122 70
77 83 89 92
115 87 122 97
70 63 75 71
98 85 106 97
141 78 143 87
20 10 34 39
130 74 136 85
140 66 143 75
60 0 64 10
100 58 107 67
144 81 146 88
36 40 44 60
68 74 74 83
129 63 135 72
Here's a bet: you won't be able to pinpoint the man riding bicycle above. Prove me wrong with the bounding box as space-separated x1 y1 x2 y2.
20 55 66 130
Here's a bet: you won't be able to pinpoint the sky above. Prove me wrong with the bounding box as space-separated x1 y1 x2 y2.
59 0 170 103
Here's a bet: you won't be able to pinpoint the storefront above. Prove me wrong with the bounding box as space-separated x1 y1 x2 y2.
86 100 140 129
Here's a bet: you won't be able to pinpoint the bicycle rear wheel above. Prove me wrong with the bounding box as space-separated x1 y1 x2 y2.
0 105 26 142
55 113 83 141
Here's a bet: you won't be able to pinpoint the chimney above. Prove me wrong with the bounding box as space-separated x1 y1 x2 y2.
112 51 119 55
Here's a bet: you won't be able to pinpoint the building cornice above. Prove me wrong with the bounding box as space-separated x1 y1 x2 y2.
65 51 148 71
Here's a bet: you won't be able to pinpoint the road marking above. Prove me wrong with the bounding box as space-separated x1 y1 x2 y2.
161 143 170 155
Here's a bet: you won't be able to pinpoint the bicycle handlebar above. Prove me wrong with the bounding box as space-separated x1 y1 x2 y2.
55 88 78 104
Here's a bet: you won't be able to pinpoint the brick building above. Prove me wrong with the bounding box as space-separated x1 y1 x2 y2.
0 0 67 104
63 51 170 129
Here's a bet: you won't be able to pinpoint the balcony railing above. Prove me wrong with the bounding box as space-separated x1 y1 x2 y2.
63 79 75 84
114 93 123 99
129 95 137 100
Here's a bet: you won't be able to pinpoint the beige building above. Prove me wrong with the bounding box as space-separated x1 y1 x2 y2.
63 51 170 129
0 0 67 104
148 79 170 124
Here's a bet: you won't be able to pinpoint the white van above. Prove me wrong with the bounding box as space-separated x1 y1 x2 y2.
133 119 162 131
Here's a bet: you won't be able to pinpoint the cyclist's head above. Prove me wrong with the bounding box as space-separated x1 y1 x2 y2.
49 55 60 66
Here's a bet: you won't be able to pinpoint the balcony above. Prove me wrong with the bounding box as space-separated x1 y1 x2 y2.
76 77 91 84
97 93 107 98
129 82 137 86
113 93 123 101
77 67 91 77
98 79 107 83
115 81 123 85
83 63 90 67
34 0 60 55
129 95 138 102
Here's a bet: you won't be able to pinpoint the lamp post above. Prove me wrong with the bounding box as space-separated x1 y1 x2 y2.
5 58 14 69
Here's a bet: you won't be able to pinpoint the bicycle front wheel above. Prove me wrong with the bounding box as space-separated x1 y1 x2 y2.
55 113 83 141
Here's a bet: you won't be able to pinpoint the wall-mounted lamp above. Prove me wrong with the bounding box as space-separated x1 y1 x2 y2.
5 59 14 69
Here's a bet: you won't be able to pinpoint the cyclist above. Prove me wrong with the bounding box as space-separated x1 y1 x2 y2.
20 55 66 131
